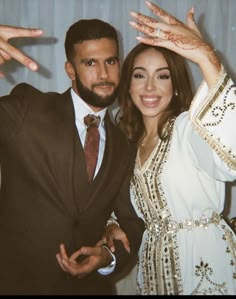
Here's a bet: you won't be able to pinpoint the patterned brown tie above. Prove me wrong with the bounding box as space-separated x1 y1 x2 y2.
84 114 101 181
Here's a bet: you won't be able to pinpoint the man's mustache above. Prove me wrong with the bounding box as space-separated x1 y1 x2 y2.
92 82 115 88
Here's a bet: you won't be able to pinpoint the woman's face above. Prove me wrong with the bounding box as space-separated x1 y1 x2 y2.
129 48 173 122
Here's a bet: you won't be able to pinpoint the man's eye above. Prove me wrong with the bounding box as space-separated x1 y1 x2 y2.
86 61 95 66
107 59 116 65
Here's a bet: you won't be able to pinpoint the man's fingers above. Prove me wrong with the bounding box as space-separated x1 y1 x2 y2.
56 253 67 271
96 236 106 246
2 25 43 40
61 259 80 276
123 241 131 253
0 25 43 72
70 250 85 261
106 238 115 253
0 49 11 61
0 41 38 71
59 243 69 260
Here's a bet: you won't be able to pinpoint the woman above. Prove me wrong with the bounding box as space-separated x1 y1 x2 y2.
108 1 236 295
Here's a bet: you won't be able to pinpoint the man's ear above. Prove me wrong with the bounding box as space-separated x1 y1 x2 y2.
65 61 76 80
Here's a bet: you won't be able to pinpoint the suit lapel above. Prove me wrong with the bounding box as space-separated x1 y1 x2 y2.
54 89 89 213
72 129 91 212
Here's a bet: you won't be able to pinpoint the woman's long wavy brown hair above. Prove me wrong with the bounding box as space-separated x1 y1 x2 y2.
115 43 194 145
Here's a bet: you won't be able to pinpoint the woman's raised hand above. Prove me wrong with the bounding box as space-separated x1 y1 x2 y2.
129 1 221 86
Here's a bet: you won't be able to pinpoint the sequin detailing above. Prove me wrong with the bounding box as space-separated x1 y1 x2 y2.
191 68 236 170
130 70 236 295
132 119 183 295
192 259 228 295
146 211 221 235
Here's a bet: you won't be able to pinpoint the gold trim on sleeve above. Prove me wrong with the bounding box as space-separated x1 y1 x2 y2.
191 71 236 170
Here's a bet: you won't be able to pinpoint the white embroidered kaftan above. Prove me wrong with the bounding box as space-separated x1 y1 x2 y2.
130 67 236 295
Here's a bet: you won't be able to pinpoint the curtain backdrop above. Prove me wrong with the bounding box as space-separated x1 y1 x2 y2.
0 0 235 218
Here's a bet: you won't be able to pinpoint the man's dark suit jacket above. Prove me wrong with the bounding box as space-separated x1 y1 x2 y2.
0 83 144 295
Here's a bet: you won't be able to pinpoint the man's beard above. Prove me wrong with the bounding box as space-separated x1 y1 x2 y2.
75 73 118 108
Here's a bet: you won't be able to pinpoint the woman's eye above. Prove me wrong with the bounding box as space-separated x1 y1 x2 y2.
159 74 170 79
133 73 144 79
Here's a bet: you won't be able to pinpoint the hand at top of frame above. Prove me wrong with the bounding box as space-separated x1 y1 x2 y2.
0 24 43 77
129 1 221 87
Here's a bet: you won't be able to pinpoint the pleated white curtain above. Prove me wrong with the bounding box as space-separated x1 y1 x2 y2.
0 0 235 217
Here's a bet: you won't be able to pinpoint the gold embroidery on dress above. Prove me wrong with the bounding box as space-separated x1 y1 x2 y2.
192 259 228 295
191 223 236 295
221 224 236 279
191 70 236 170
132 119 183 295
198 75 233 123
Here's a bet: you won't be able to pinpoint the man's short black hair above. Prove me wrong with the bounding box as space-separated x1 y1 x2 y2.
65 19 119 61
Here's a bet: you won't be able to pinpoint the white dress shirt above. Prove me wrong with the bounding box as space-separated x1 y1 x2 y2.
71 88 106 178
70 88 116 275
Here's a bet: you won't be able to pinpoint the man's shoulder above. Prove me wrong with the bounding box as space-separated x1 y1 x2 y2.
10 83 59 98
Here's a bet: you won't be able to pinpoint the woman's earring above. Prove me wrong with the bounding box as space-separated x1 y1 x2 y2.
174 90 178 96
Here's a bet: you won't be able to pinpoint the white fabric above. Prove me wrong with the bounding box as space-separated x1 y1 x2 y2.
117 70 236 295
97 246 116 276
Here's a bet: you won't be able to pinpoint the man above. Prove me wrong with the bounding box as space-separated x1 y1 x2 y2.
0 19 144 295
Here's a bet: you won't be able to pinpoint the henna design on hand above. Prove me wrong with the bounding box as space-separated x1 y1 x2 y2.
146 1 181 26
165 31 204 50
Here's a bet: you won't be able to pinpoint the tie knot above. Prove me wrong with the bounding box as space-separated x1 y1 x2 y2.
84 114 101 127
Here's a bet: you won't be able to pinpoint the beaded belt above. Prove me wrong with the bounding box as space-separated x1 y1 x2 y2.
146 212 222 235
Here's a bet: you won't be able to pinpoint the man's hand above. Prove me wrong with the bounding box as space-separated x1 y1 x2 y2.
96 223 131 254
0 24 43 77
56 244 112 279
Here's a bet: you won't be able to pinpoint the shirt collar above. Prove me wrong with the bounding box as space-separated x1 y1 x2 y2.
70 88 107 128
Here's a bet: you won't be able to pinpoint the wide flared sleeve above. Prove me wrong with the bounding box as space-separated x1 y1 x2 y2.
189 66 236 171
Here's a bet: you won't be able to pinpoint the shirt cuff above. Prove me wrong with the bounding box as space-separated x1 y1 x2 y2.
97 245 116 275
